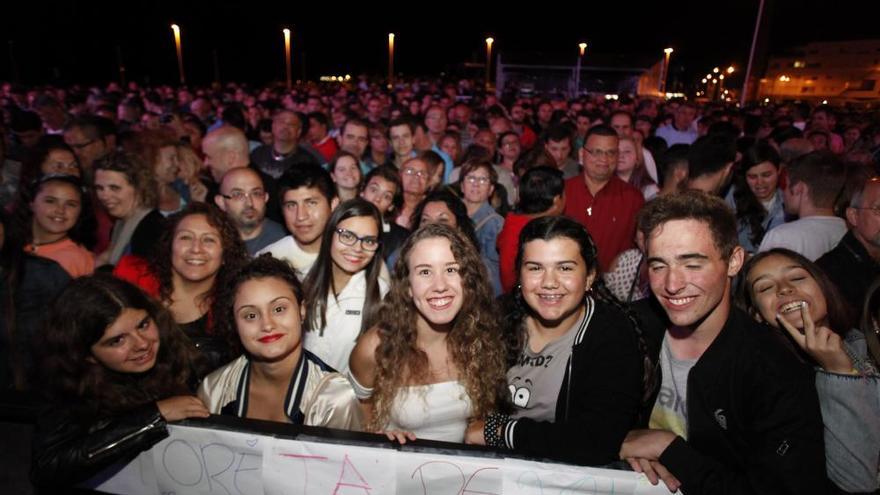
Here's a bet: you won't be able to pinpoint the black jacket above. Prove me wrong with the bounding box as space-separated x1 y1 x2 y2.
31 402 168 490
634 298 831 495
817 230 880 320
502 297 644 466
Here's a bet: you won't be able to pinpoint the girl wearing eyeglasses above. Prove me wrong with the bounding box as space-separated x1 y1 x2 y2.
302 198 388 374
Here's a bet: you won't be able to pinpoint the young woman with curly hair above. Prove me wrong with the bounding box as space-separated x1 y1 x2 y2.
198 254 360 428
114 202 248 372
31 274 208 490
464 216 650 466
349 223 508 443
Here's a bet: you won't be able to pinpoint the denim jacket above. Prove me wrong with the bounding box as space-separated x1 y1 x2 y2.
471 202 504 296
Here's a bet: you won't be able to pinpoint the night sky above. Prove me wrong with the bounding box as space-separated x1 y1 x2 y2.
1 0 877 89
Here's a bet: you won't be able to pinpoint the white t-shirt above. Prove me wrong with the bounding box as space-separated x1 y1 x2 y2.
256 235 318 281
758 216 847 261
304 271 389 374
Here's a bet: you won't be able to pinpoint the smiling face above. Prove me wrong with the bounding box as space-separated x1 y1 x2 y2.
520 238 595 330
171 214 223 284
407 237 464 332
331 155 362 190
234 276 302 362
580 134 619 184
90 308 160 374
31 180 82 244
746 253 829 330
745 161 780 202
331 215 379 279
94 169 139 220
646 219 743 331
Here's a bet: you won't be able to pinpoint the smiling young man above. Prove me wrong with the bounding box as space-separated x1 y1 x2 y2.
257 164 338 280
623 191 829 494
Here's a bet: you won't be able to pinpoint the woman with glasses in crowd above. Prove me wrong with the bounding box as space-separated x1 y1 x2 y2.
459 159 504 296
302 198 388 374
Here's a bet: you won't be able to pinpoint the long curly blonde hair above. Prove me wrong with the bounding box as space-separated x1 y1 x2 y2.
367 223 508 432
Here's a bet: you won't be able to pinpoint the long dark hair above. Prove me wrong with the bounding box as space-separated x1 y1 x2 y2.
152 202 248 329
10 174 96 251
732 141 780 247
502 216 655 402
860 277 880 368
303 198 384 335
411 190 479 248
36 275 196 416
737 248 855 336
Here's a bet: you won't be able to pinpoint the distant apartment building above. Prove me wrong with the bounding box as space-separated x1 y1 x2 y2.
758 39 880 102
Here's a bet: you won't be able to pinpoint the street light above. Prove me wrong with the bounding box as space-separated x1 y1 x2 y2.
388 33 395 89
726 65 735 74
485 37 494 91
283 28 292 90
660 47 673 95
170 24 185 85
575 42 587 97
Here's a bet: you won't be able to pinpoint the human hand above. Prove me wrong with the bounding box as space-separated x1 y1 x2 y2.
776 302 854 374
619 429 677 461
156 395 210 422
624 457 681 492
188 180 208 203
385 430 417 444
464 420 486 445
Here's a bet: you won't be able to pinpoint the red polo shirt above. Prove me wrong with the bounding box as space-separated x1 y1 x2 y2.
564 174 644 272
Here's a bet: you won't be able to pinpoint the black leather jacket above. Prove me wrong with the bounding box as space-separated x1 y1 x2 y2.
31 402 169 490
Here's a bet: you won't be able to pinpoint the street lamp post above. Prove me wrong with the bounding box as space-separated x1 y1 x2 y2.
660 47 673 96
171 24 185 85
485 37 494 92
283 28 292 90
388 33 395 89
171 24 186 85
575 42 587 97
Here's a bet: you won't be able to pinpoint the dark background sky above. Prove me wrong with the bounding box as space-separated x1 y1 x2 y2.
1 0 877 89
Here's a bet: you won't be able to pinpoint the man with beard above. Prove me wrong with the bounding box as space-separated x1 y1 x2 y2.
215 167 285 255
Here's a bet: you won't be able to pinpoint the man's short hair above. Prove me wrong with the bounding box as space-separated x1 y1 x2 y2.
543 124 573 144
658 143 690 186
518 166 564 214
582 124 618 145
687 134 736 179
387 117 416 136
610 110 633 125
308 111 329 128
342 117 369 134
65 114 117 140
277 164 336 208
637 190 738 258
787 151 846 209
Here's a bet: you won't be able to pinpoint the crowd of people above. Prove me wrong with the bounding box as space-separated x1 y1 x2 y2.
1 77 879 493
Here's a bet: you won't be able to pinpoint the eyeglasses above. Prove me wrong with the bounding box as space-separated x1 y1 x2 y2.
403 167 428 179
464 175 491 185
584 148 619 159
335 228 380 251
67 139 96 150
853 206 880 216
221 189 266 202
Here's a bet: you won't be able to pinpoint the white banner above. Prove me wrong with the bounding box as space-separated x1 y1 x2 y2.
88 424 672 494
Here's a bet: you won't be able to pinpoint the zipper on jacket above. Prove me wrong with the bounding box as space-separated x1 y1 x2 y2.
86 415 163 460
